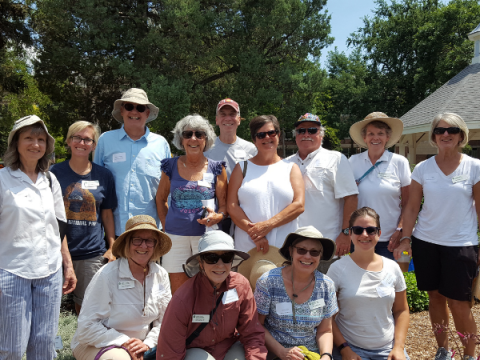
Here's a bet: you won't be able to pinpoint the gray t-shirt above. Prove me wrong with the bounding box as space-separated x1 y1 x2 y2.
204 137 257 180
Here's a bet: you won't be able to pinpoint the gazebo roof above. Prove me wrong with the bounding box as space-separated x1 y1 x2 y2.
469 23 480 36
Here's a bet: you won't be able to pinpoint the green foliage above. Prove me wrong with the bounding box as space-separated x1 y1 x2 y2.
405 271 430 312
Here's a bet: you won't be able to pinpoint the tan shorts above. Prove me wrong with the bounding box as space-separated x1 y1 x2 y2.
161 233 201 273
73 343 131 360
72 255 107 305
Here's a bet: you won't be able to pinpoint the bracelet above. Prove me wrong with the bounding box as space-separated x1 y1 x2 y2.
320 353 333 360
396 227 402 231
338 342 350 353
399 236 412 243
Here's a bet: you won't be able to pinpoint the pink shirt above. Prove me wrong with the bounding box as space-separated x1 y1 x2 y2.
157 272 267 360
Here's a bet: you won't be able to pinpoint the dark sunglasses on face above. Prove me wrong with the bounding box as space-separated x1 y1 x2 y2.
293 246 322 257
71 135 95 145
182 130 206 139
201 252 235 264
255 130 279 139
433 127 461 135
350 226 380 236
123 103 147 113
131 237 157 248
295 127 319 135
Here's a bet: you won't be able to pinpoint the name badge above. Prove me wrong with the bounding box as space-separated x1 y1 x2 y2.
192 314 210 323
113 152 126 163
309 298 325 310
203 173 214 183
378 172 393 179
82 180 99 190
276 302 293 316
381 273 395 288
234 150 247 159
452 174 469 183
197 180 211 188
54 335 63 350
377 286 393 298
223 288 239 305
118 280 135 290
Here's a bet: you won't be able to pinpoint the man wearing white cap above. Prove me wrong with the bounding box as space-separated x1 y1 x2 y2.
286 113 358 272
94 88 170 236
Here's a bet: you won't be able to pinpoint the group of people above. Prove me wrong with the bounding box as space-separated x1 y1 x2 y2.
0 87 479 360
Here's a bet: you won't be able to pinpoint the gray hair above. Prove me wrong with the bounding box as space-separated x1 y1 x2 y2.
360 120 393 139
429 113 469 148
171 114 216 151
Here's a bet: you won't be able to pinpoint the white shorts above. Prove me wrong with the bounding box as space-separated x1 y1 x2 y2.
162 233 202 273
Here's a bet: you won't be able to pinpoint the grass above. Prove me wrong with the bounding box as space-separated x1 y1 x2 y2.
56 310 77 360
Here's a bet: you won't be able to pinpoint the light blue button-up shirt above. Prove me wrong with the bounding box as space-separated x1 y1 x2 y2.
94 126 171 235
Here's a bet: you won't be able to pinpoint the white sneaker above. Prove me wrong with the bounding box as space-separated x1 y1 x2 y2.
434 347 452 360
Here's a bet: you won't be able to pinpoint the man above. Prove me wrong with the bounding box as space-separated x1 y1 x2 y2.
204 98 256 233
286 113 358 272
94 88 170 236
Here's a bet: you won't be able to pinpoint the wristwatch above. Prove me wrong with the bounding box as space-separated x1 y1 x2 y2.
341 227 350 235
320 353 333 360
338 342 350 353
218 211 227 220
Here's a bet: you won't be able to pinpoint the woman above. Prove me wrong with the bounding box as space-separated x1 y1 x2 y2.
51 121 117 315
156 114 227 294
395 113 480 360
157 230 267 360
228 115 304 254
348 112 411 260
71 215 172 360
328 207 409 360
254 226 338 360
0 115 76 359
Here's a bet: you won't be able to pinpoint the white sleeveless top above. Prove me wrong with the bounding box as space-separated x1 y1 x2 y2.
234 160 298 252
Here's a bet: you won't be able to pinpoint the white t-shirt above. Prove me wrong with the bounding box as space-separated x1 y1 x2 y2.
327 256 406 349
412 154 480 246
285 148 358 240
204 137 257 180
234 160 298 252
349 151 411 242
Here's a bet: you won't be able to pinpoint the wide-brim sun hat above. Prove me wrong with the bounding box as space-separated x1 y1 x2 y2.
237 246 285 290
111 88 160 124
349 112 403 149
183 231 250 278
8 115 55 155
112 215 172 262
280 226 336 262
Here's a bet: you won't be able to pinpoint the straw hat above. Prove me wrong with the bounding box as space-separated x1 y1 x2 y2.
8 115 55 155
112 215 171 262
349 112 403 149
111 88 159 124
280 226 336 262
237 246 284 290
183 231 249 278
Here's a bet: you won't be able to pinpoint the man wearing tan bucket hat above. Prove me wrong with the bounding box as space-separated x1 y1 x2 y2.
94 88 171 236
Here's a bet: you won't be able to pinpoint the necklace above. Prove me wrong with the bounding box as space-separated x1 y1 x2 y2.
129 258 148 315
290 268 314 324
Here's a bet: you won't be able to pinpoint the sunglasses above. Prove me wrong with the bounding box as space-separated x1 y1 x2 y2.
350 226 380 236
71 135 95 145
255 130 279 139
295 127 319 135
293 246 322 257
131 237 157 248
123 103 147 113
201 252 235 264
433 127 461 135
182 130 206 139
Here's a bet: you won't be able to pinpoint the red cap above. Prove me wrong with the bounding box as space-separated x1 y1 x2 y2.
216 98 240 115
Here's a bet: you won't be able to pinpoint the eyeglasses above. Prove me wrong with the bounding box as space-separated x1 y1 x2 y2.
123 103 147 113
182 130 206 139
71 135 95 145
295 127 319 135
131 237 157 248
433 127 461 135
201 252 235 264
293 246 322 257
255 130 279 139
350 226 380 236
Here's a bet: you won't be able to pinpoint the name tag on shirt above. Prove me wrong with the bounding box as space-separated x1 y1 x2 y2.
377 172 393 179
452 174 469 183
197 180 211 188
309 298 325 310
234 150 247 159
377 286 393 298
222 288 239 304
192 314 210 323
113 152 126 163
118 280 135 290
203 173 214 183
276 302 293 316
82 180 99 190
377 273 395 298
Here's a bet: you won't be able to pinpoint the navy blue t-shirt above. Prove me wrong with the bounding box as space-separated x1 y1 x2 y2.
51 161 117 260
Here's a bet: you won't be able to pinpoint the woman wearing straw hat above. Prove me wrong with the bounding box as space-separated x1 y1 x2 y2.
254 226 338 360
71 215 172 360
348 112 411 260
157 231 267 360
0 115 76 359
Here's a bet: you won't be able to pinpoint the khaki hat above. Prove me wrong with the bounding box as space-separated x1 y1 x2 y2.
111 88 159 124
280 226 336 262
112 215 171 262
8 115 55 155
349 112 403 149
237 246 284 290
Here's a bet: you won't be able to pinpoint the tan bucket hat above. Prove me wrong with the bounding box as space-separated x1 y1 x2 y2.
112 215 172 262
8 115 55 155
111 88 159 124
349 112 403 149
280 226 336 262
237 246 284 290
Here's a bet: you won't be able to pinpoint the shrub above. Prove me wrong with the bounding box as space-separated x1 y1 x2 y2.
405 271 429 312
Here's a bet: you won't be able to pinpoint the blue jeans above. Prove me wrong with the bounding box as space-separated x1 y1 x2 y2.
332 343 410 360
0 268 62 360
144 346 156 360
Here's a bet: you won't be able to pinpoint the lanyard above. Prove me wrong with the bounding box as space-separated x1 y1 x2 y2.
355 161 384 185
